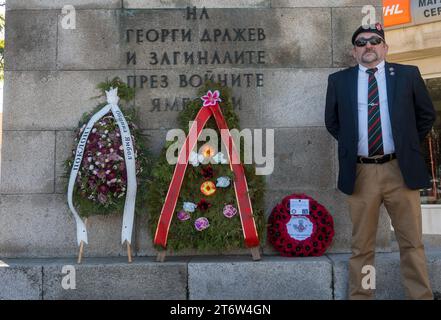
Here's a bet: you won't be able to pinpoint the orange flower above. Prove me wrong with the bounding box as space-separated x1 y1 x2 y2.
201 144 215 158
200 181 216 196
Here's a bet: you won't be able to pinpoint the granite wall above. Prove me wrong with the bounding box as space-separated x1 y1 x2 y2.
0 0 390 258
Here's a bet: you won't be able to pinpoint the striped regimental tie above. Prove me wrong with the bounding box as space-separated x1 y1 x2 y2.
366 67 384 157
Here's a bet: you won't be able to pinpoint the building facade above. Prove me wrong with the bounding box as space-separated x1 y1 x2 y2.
385 0 441 234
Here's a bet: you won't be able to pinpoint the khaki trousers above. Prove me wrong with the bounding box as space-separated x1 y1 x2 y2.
347 159 433 300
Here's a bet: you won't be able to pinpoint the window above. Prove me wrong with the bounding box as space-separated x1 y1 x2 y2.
421 77 441 204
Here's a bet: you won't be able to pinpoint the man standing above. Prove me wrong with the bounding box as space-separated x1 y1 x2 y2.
325 23 435 299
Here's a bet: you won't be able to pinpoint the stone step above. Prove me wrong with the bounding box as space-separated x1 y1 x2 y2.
330 250 441 300
391 235 441 252
1 252 440 300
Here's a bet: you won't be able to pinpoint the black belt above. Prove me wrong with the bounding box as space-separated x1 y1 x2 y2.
357 153 396 164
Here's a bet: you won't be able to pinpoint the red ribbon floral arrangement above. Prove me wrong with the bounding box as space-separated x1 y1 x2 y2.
267 194 334 257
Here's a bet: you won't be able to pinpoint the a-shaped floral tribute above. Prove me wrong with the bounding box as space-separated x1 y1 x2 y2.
147 83 265 252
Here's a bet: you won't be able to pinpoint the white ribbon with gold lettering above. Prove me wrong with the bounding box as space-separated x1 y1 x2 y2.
67 88 137 246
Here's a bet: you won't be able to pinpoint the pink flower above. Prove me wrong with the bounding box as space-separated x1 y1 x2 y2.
201 90 222 107
108 153 122 161
194 217 210 231
97 193 107 204
223 204 238 218
177 210 191 221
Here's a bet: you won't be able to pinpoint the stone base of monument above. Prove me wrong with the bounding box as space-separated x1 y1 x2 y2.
156 247 261 263
1 252 440 300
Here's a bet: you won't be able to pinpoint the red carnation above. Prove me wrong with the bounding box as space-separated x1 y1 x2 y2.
197 199 212 211
107 171 116 180
200 165 214 179
98 184 109 194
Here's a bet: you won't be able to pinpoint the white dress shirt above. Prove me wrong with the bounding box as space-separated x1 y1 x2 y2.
357 60 395 157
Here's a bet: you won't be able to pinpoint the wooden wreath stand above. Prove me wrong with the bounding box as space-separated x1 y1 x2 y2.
77 218 133 264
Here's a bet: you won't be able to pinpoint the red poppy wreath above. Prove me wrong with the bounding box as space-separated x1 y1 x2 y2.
267 194 334 257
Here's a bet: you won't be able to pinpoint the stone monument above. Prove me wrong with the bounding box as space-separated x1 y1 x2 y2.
3 1 432 300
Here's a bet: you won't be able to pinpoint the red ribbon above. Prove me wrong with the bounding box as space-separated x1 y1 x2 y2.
154 99 260 249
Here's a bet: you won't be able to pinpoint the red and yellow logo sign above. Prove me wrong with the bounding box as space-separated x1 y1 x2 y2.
383 0 412 27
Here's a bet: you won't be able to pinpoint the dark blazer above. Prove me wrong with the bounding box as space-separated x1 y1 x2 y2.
325 62 436 195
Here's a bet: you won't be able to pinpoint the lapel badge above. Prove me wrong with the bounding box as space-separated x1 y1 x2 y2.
389 67 395 76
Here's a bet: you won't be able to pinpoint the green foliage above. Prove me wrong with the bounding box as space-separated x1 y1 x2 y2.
147 82 266 252
94 76 135 104
64 78 152 218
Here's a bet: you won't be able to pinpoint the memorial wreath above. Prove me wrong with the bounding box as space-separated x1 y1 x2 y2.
64 77 151 261
268 193 334 257
147 83 265 256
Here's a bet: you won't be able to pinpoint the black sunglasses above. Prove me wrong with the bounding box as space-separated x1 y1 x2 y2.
354 36 384 47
